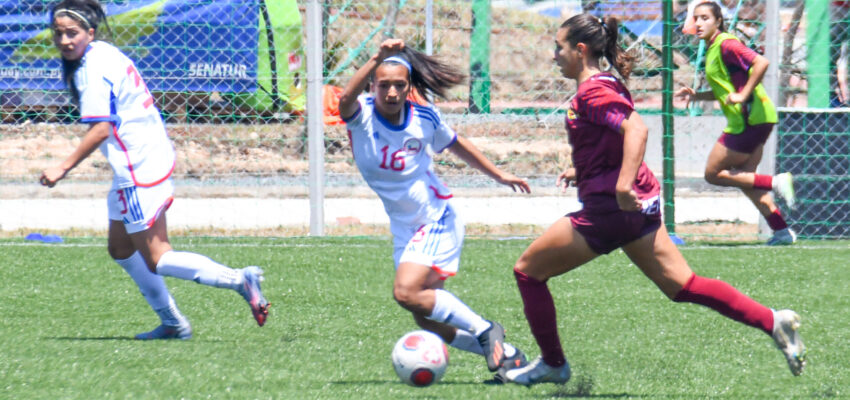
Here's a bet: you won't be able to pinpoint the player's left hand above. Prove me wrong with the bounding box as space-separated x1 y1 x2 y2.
39 167 67 188
497 173 531 194
615 188 641 212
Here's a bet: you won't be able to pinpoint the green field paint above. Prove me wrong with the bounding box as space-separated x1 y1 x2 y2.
469 0 490 113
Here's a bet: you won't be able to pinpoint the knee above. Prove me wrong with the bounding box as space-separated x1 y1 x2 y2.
704 170 722 185
107 243 134 261
393 284 421 311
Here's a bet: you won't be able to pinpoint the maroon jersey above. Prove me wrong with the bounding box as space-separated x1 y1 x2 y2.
720 38 759 95
566 73 660 212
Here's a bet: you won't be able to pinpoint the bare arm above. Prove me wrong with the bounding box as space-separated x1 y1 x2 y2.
448 136 530 193
338 39 405 120
40 121 111 187
727 54 769 104
615 111 648 211
675 86 716 103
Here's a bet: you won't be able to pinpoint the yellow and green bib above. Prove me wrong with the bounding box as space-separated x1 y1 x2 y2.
705 32 777 133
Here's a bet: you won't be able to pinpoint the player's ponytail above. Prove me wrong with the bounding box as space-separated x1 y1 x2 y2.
385 47 466 101
50 0 112 103
560 14 635 81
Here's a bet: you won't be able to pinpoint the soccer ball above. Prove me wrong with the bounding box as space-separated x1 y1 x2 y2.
391 330 449 387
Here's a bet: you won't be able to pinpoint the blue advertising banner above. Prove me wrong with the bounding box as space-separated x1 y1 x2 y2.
0 0 258 93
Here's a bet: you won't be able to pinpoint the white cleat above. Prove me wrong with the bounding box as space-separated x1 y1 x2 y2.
504 356 571 386
767 228 797 246
772 172 797 209
772 309 806 376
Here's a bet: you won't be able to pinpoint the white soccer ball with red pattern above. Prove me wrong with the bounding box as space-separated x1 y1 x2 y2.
391 330 449 387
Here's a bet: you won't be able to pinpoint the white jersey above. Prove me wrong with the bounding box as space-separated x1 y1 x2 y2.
75 41 175 188
344 96 457 228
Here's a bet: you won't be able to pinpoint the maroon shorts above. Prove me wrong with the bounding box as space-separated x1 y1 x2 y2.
718 123 773 154
568 206 662 255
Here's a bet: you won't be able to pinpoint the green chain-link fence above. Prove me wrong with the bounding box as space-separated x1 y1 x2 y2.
1 0 847 238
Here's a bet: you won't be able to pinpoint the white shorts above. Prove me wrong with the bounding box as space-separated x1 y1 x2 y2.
107 179 174 234
392 204 464 280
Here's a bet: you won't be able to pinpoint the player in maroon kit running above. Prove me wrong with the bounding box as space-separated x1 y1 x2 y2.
501 14 806 386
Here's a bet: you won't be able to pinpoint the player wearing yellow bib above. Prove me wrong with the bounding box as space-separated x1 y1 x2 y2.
676 1 797 245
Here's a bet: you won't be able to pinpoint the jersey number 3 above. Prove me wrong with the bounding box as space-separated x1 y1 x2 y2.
127 65 154 109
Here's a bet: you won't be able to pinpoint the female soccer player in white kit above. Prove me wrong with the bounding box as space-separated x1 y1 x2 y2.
339 39 531 377
40 0 269 339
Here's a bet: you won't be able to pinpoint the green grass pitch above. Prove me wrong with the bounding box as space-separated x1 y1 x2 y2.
1 236 847 399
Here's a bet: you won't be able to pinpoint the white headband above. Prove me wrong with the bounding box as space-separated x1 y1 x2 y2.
55 9 92 29
383 56 411 72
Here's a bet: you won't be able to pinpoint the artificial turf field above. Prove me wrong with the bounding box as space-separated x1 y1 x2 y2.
1 236 847 399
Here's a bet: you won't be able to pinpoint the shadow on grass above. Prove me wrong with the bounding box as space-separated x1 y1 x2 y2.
330 379 502 386
48 336 134 341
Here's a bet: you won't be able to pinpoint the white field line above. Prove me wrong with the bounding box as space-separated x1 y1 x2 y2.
0 241 846 251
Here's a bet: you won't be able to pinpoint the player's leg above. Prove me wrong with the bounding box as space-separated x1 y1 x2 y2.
394 262 501 363
704 141 759 189
737 145 797 245
120 180 269 326
505 217 596 386
622 224 805 375
705 129 796 207
132 213 270 326
106 189 190 340
393 206 520 372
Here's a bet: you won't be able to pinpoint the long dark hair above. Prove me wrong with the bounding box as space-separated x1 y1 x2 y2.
695 1 726 32
377 46 465 100
50 0 111 103
560 14 635 80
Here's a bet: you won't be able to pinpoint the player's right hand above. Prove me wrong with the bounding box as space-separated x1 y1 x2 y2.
557 167 576 193
39 167 67 188
378 39 405 60
675 87 695 100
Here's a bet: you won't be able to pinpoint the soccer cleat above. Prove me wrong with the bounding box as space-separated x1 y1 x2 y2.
772 309 806 376
477 321 507 371
767 228 797 246
493 343 528 383
238 266 270 327
134 323 192 340
504 355 571 386
772 172 796 209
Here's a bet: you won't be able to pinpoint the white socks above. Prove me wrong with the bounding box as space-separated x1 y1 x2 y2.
155 300 189 327
428 289 492 336
115 251 186 326
450 330 485 355
155 250 243 290
449 329 517 358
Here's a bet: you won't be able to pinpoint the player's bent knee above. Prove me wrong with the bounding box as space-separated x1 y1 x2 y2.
393 285 422 311
704 170 722 185
107 244 135 261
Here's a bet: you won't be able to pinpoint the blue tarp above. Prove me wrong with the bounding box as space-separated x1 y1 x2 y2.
0 0 258 93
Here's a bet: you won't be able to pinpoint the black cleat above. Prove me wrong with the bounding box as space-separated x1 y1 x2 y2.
477 321 506 371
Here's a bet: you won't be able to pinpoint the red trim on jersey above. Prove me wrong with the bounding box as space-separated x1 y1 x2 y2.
146 196 174 228
110 123 175 188
429 186 453 199
430 264 456 280
81 115 112 120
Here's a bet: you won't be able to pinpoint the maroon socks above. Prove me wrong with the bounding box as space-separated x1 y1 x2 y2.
514 268 567 367
674 274 773 335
